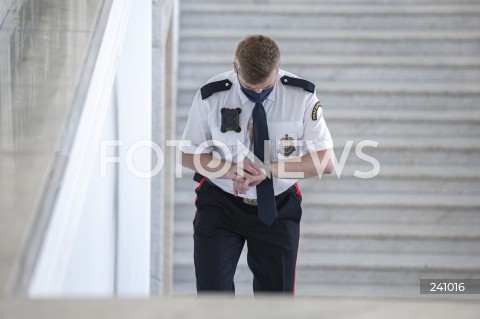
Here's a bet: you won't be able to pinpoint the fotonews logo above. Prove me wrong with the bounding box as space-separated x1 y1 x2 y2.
99 139 380 179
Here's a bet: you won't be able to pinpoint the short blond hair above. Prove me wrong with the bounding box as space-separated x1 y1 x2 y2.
235 35 280 85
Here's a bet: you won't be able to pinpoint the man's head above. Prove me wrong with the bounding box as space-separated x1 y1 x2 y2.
234 35 280 92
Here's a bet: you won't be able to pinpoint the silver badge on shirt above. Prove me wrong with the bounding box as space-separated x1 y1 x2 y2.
278 134 296 156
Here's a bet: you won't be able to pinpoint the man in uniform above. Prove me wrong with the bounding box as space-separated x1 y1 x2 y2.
180 34 334 294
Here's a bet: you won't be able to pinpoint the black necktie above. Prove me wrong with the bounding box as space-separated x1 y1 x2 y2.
252 102 277 225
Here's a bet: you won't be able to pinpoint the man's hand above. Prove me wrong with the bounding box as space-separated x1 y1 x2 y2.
233 178 250 196
231 159 268 195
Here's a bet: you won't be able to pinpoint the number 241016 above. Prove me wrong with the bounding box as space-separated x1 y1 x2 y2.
430 282 465 292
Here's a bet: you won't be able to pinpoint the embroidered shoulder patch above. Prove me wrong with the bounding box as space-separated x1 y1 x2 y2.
311 101 322 121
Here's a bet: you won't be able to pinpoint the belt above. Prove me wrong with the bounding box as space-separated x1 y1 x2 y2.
243 198 258 206
194 172 294 207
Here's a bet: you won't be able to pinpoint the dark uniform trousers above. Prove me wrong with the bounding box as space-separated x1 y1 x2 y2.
193 176 303 294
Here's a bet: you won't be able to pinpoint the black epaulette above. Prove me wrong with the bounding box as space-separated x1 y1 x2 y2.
200 79 232 100
280 75 315 93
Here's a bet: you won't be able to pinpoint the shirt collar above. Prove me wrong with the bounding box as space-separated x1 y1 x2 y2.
230 70 278 105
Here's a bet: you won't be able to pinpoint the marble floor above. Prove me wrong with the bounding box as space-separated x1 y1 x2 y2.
2 296 480 319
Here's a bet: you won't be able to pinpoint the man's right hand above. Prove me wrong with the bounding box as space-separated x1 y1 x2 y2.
230 159 267 195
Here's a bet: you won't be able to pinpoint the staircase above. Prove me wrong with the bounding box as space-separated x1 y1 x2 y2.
173 0 480 297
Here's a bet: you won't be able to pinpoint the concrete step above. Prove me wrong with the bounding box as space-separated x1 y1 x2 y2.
182 3 480 15
299 192 480 209
180 54 480 67
180 29 480 56
181 29 480 41
179 55 480 83
174 197 480 226
174 163 480 196
301 223 480 240
177 91 480 112
300 174 480 195
296 237 480 255
307 119 480 139
174 190 480 217
177 165 480 180
181 3 480 30
175 221 480 240
171 136 480 166
180 64 480 84
331 136 480 150
175 191 480 217
179 80 480 95
174 233 480 256
174 251 480 273
301 207 480 227
294 282 480 298
176 106 480 121
324 109 480 121
177 81 480 111
175 108 480 139
173 281 480 298
176 118 480 140
172 280 480 299
173 252 480 295
175 222 480 261
174 174 480 197
177 106 480 123
331 138 480 166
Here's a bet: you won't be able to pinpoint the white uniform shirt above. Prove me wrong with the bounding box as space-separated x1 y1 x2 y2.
180 69 333 199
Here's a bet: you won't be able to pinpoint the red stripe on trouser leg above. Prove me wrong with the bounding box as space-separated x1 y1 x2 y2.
293 223 300 296
193 177 206 235
195 177 206 193
293 183 301 295
194 177 206 206
294 182 302 197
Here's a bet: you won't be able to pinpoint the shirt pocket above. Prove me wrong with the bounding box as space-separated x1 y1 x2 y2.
210 126 246 162
211 126 246 145
268 121 303 160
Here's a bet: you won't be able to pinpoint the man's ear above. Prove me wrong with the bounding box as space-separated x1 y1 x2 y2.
233 61 238 74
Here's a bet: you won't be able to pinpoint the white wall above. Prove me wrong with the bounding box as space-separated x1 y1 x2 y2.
61 90 117 297
115 0 152 296
28 0 153 297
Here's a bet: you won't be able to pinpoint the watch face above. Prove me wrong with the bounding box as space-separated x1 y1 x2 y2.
221 108 242 133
